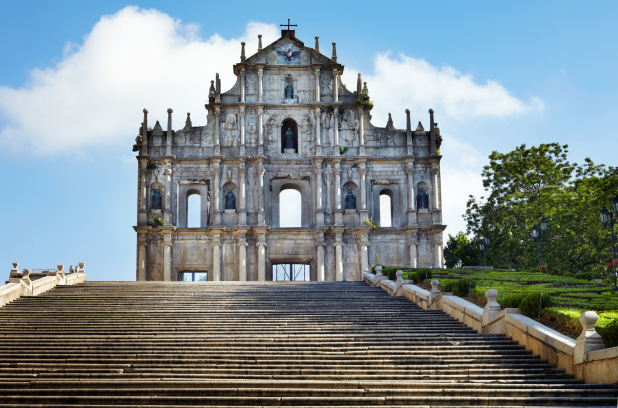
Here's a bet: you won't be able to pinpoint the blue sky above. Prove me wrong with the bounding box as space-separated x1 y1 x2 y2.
1 1 616 280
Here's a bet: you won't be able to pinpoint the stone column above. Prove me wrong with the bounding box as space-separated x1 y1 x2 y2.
239 106 246 155
257 161 265 225
335 242 344 281
257 106 264 156
138 168 147 212
406 161 416 225
359 166 367 221
257 68 263 102
325 165 332 214
163 238 172 282
239 161 247 225
315 107 322 155
332 69 339 103
240 69 246 103
141 109 148 156
433 240 443 269
214 107 221 155
212 240 221 281
333 107 339 149
333 161 342 225
314 164 324 225
409 240 418 269
212 161 221 225
238 241 247 281
163 167 172 224
257 241 267 281
316 241 325 281
360 243 369 274
314 68 320 102
431 164 440 211
166 108 173 156
138 242 147 281
358 108 365 155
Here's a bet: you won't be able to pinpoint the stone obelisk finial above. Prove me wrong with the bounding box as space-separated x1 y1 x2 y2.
332 42 337 62
258 35 262 51
315 36 319 52
240 42 246 62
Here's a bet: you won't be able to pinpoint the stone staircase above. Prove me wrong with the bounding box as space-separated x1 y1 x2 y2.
0 281 616 407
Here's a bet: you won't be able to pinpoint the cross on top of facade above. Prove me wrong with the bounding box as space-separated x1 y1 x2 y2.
280 19 297 30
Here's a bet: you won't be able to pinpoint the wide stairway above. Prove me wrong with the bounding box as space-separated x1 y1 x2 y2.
0 281 616 407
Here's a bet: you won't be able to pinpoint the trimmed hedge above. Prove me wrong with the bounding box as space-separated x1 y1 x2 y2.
443 278 476 297
501 293 527 309
519 291 552 317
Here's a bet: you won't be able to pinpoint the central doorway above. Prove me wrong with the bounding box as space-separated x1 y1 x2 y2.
272 264 310 281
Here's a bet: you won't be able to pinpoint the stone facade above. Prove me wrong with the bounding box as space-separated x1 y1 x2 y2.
133 29 446 282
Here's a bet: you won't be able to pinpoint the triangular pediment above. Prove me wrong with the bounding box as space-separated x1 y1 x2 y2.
244 34 335 67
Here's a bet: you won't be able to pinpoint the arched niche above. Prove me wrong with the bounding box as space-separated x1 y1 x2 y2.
222 181 238 212
379 189 393 227
150 181 163 212
415 180 432 211
178 183 210 228
372 184 401 227
270 180 312 228
281 118 298 153
342 181 358 210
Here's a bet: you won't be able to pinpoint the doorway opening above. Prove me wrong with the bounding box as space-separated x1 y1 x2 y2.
272 264 310 281
179 271 208 281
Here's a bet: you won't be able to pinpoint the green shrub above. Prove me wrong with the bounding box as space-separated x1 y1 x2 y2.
501 293 527 309
597 318 618 348
445 278 476 297
520 292 552 317
411 269 433 283
575 272 593 281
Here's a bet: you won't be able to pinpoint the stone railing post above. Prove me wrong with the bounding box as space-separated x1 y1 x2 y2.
393 270 404 295
482 288 501 324
429 279 441 305
574 311 606 364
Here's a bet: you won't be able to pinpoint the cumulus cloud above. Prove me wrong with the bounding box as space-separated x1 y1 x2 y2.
343 52 543 128
0 6 278 155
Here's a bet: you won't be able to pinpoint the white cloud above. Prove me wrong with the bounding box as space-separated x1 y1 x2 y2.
343 52 543 128
0 6 279 156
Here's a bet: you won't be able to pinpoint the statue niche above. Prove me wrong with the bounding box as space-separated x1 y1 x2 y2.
344 190 356 210
225 189 236 211
151 187 162 210
281 118 298 153
417 186 430 210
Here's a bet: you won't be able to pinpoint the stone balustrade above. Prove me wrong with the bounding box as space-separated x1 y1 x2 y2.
0 262 87 307
363 270 618 384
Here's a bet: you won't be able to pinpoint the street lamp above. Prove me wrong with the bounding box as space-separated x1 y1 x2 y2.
479 234 490 266
530 216 549 271
600 194 618 288
454 257 463 268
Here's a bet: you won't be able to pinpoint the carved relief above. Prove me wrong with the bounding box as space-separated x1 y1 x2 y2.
221 113 239 147
246 114 257 145
246 74 257 95
301 53 310 65
301 112 315 157
320 73 332 95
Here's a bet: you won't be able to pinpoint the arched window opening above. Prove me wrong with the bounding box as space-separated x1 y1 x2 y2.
379 190 393 227
187 191 201 228
280 187 301 227
281 118 298 153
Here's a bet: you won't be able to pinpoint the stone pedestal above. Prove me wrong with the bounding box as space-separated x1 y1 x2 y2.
284 148 295 154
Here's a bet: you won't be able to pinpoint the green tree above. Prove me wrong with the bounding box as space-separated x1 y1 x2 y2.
444 232 481 268
463 143 617 275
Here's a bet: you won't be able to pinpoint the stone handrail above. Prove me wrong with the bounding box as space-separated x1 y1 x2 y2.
0 262 87 308
363 271 618 384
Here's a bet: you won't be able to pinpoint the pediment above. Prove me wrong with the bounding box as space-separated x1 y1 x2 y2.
245 35 334 67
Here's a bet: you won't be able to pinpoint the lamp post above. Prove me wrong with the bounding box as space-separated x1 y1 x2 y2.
600 194 618 288
453 257 463 269
530 216 549 271
478 234 490 266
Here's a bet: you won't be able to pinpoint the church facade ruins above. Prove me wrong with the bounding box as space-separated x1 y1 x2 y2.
133 27 445 282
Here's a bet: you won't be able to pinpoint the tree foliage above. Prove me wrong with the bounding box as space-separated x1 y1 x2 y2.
463 143 618 275
444 232 481 268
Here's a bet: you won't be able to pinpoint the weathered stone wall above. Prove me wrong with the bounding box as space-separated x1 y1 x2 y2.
134 30 446 281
